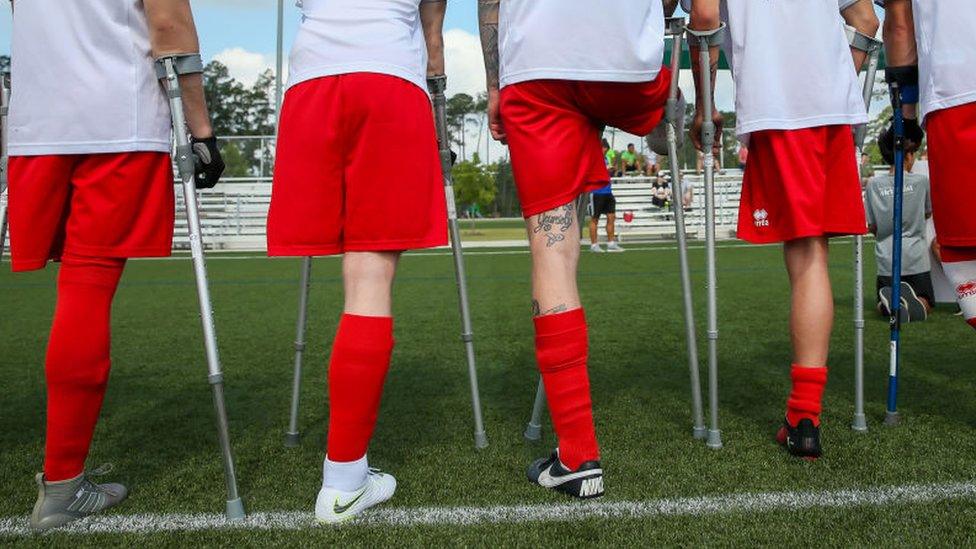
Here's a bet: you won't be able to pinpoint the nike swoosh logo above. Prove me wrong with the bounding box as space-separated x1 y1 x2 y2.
537 466 603 488
333 488 367 515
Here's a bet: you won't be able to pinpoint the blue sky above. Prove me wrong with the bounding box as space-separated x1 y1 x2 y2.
0 1 477 61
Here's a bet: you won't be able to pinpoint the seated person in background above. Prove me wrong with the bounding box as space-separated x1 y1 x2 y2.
620 143 643 175
644 151 659 176
865 145 933 322
651 177 671 208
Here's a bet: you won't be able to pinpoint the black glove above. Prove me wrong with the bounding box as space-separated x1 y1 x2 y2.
191 136 225 189
878 118 924 165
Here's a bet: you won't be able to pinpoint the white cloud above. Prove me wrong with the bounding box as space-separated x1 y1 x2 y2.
212 47 284 86
444 29 487 98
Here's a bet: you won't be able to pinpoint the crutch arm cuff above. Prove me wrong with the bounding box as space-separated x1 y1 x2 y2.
686 23 727 47
665 17 686 37
154 53 205 80
845 25 882 54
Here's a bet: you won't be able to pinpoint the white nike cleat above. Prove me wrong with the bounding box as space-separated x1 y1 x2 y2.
315 468 397 524
590 244 605 253
606 241 625 253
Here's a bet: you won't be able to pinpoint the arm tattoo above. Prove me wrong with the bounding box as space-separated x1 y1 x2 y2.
532 204 575 248
478 0 500 91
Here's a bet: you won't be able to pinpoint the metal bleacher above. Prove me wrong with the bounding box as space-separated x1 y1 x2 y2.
170 171 745 251
608 171 743 242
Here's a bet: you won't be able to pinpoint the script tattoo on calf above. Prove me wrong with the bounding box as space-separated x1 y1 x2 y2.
532 299 569 317
533 205 575 248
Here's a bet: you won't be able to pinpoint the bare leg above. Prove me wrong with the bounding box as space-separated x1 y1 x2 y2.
589 216 599 246
605 213 617 243
784 237 833 366
528 203 581 313
343 251 400 316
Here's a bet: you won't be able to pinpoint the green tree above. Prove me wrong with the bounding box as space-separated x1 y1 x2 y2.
202 61 277 177
221 141 251 178
452 153 497 218
446 93 481 160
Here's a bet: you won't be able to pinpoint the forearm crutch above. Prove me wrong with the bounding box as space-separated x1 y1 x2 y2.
687 23 727 450
885 78 908 427
155 54 245 519
646 17 707 439
284 255 312 448
846 26 882 433
429 75 489 449
0 69 10 261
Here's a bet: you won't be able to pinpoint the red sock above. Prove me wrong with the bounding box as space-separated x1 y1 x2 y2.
534 308 599 471
44 256 125 481
786 364 828 427
326 314 395 462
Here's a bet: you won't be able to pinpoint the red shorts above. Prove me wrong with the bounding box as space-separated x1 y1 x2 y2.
737 125 867 244
267 74 448 256
7 152 174 272
500 69 671 217
926 102 976 247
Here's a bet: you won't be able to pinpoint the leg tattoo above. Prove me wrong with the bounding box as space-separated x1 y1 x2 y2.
533 204 575 248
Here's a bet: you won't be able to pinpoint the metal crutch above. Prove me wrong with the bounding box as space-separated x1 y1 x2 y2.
847 26 882 432
429 75 489 449
284 256 312 448
662 17 706 440
1 69 10 261
156 54 245 519
687 23 727 449
885 78 908 427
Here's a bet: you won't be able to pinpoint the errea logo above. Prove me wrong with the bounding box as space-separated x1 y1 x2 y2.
957 280 976 298
753 209 769 227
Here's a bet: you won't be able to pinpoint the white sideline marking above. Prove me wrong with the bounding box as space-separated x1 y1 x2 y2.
2 482 973 536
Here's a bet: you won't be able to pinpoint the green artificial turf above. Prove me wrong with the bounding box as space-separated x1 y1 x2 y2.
1 240 974 546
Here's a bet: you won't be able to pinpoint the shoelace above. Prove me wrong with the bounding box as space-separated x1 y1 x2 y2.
82 464 123 497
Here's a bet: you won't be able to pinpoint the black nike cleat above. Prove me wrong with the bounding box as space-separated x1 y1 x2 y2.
776 418 822 460
527 451 604 499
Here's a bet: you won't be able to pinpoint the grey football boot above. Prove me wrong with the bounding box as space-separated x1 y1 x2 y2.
30 471 128 532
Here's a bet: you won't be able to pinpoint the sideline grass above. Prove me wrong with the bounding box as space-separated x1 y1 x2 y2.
1 240 974 546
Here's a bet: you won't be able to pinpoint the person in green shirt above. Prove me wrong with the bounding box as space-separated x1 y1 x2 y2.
620 143 643 175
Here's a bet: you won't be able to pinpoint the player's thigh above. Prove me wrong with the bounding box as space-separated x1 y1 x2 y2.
342 74 447 252
501 81 605 217
267 78 345 256
67 152 174 259
6 155 75 271
927 103 976 247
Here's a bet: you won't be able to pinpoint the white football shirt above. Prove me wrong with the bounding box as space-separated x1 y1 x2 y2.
908 0 976 121
8 0 171 156
725 0 867 140
499 0 665 88
288 0 432 94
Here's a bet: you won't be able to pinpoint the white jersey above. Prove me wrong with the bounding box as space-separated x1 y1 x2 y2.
499 0 665 88
288 0 432 94
8 0 171 156
724 0 867 140
908 0 976 121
